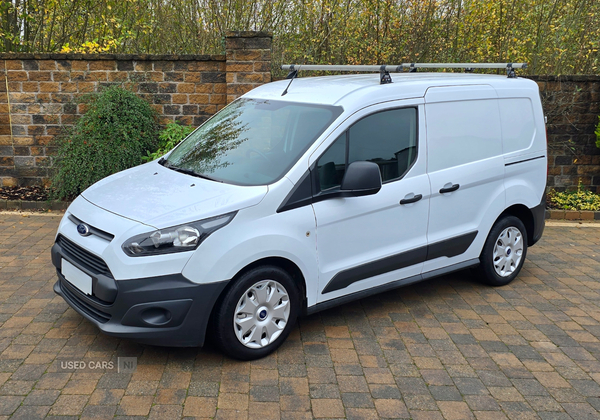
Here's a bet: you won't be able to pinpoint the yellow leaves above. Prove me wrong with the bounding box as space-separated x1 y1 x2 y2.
80 41 105 53
3 0 600 74
59 38 119 54
60 43 73 54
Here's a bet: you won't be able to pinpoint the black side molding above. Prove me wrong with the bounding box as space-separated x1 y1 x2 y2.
505 155 545 166
322 246 427 294
307 258 480 316
322 231 478 294
426 231 478 261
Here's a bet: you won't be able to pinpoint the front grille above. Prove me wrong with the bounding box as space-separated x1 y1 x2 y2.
67 214 115 242
60 278 111 323
57 235 112 277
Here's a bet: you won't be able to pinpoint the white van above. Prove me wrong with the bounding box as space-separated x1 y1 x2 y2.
52 66 547 360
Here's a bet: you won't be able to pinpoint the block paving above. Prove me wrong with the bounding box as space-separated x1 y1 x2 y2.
0 213 600 419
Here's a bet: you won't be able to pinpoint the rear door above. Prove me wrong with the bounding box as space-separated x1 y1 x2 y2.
424 85 506 274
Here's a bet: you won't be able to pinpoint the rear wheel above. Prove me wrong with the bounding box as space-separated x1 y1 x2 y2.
213 266 299 360
477 216 527 286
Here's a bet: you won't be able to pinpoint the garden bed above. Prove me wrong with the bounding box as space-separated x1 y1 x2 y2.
0 186 68 211
546 185 600 220
0 186 49 201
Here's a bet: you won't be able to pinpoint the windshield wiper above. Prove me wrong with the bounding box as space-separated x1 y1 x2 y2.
159 159 222 182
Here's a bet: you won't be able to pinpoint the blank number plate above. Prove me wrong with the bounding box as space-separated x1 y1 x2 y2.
62 259 92 295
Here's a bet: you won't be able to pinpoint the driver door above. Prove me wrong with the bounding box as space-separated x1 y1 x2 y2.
310 101 430 303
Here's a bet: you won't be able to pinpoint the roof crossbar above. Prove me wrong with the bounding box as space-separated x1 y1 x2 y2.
282 63 527 83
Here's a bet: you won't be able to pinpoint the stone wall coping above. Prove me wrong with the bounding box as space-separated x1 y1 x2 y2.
0 53 225 61
225 31 272 38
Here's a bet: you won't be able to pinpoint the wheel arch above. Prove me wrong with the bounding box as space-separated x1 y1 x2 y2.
498 204 534 245
207 256 309 333
236 257 307 311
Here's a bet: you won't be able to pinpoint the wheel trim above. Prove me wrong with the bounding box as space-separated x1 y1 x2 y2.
233 280 290 349
492 226 523 277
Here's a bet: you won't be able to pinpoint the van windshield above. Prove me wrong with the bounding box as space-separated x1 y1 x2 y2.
164 98 343 186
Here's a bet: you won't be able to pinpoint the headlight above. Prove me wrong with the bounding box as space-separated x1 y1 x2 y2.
122 212 236 257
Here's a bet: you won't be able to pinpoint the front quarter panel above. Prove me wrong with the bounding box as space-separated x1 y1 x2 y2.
60 196 196 280
181 178 319 306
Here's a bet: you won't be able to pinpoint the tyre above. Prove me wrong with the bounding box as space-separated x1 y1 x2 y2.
477 215 528 286
213 265 300 360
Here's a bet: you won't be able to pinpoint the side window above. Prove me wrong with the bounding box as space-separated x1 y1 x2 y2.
317 133 346 191
316 108 417 192
498 98 535 154
349 108 417 182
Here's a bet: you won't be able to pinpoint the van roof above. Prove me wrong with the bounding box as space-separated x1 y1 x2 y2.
245 73 538 107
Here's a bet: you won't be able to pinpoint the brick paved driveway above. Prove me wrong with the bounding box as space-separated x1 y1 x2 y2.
1 213 600 420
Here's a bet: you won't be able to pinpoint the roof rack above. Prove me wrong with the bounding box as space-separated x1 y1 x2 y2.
281 63 527 84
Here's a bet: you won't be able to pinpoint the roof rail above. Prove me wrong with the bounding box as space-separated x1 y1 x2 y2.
281 63 527 84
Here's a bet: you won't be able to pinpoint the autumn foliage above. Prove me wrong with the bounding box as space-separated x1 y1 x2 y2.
1 0 599 75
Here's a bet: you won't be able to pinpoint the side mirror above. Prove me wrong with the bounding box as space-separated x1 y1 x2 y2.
340 161 382 196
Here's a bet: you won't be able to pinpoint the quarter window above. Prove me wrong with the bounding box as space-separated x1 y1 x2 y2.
316 108 417 191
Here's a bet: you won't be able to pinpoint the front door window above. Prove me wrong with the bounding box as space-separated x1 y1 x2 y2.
316 107 417 192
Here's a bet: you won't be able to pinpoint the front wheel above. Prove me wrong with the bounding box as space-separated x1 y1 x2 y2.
213 266 300 360
477 216 528 286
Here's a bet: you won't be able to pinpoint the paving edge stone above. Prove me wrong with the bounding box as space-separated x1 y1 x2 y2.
545 209 600 220
0 200 70 211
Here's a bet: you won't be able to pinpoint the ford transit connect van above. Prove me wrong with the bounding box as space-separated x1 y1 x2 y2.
52 68 546 360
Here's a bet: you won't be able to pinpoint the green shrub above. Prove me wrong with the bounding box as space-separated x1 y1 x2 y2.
142 121 195 162
51 86 158 199
547 181 600 211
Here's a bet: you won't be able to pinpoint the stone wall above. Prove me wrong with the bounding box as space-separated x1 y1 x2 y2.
225 31 272 104
528 76 600 193
2 42 599 190
0 31 272 187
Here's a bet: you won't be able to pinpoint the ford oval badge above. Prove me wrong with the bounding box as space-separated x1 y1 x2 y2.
77 223 91 236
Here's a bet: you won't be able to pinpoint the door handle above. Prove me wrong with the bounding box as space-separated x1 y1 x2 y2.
400 194 422 205
439 183 460 194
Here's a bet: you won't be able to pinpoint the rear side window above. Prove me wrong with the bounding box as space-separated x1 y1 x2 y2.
317 108 417 191
498 98 536 153
426 99 502 172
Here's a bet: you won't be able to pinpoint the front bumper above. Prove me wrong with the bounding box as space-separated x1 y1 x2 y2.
52 240 228 347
